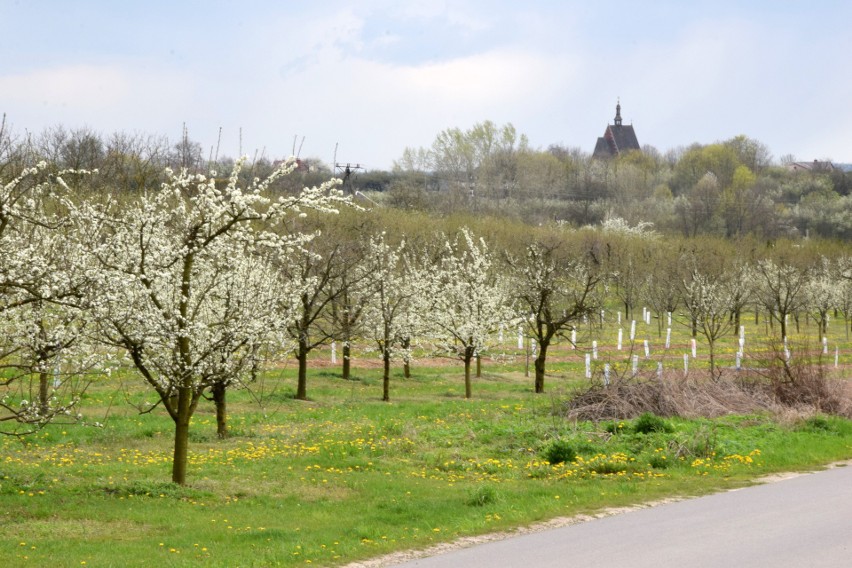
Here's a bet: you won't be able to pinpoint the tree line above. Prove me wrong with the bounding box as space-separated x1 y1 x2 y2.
2 118 849 240
389 121 852 240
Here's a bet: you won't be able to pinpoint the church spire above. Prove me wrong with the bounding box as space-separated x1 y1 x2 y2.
614 98 622 127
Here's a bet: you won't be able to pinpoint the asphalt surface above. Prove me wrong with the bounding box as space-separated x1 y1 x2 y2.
390 463 852 568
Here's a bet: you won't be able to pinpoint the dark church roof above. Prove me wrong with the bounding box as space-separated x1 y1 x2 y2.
592 101 641 158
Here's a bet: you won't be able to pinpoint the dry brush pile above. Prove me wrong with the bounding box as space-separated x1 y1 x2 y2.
563 348 852 422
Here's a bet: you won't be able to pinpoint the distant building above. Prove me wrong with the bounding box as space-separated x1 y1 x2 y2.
592 100 641 159
787 160 838 173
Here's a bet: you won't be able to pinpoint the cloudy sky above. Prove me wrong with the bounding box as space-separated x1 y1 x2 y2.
1 0 850 170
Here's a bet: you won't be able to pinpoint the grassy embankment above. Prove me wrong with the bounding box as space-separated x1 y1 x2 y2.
2 315 852 567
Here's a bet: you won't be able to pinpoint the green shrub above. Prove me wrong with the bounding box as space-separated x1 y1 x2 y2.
589 461 629 475
799 415 833 433
633 413 672 434
466 484 500 507
543 439 577 464
666 425 719 458
648 453 670 469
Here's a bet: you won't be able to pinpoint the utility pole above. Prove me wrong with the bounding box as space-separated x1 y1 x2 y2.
334 162 364 195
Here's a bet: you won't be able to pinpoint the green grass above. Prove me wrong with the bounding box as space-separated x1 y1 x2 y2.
2 316 852 567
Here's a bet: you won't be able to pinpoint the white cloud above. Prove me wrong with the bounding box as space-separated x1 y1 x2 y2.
0 63 194 137
0 65 132 110
395 49 559 105
241 46 580 167
388 1 492 34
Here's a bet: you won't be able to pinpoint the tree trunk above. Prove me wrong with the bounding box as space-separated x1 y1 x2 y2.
342 342 351 380
296 339 309 401
382 350 391 402
534 342 549 393
402 337 411 378
39 370 50 417
475 353 481 378
708 339 717 378
463 353 472 399
172 386 193 485
212 382 228 439
533 357 546 394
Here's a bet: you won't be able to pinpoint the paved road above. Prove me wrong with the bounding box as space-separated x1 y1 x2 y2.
390 464 852 568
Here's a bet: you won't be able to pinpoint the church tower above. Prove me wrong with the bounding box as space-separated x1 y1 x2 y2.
593 100 640 158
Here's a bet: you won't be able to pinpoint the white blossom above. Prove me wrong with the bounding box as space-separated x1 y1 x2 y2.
75 157 352 482
415 228 516 398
